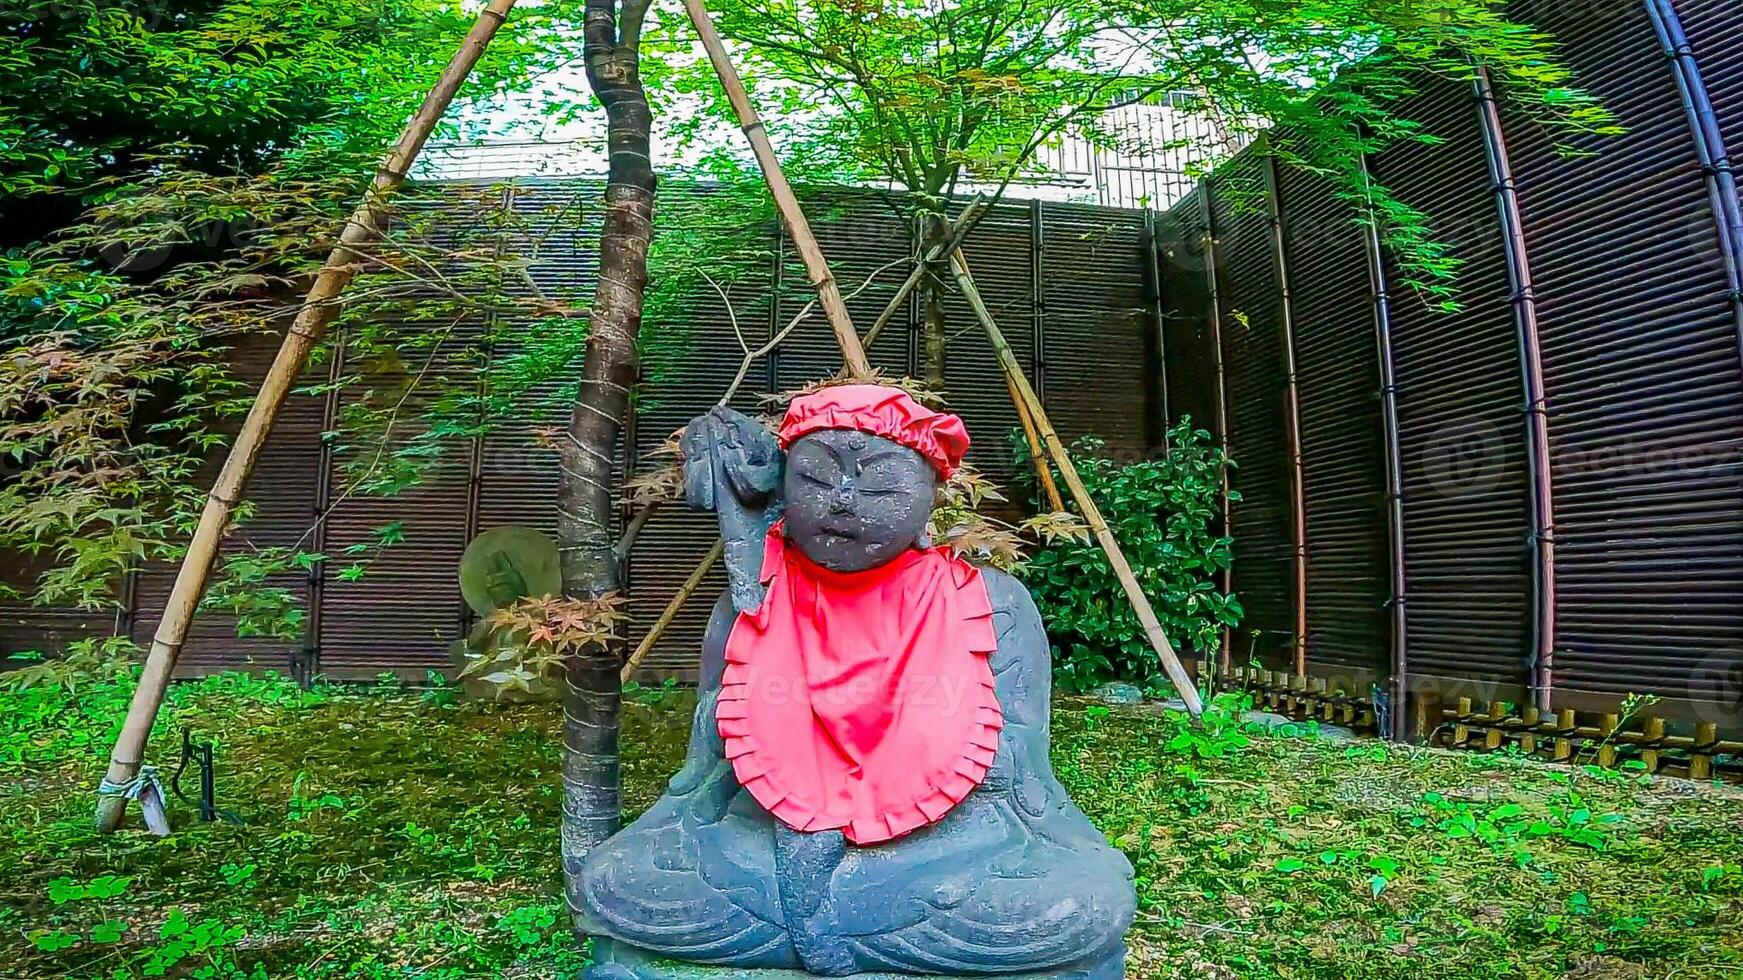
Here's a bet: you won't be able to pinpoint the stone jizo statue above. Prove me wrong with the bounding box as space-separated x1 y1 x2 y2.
578 384 1136 979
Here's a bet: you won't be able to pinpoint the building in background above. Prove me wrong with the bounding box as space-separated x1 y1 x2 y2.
421 90 1236 211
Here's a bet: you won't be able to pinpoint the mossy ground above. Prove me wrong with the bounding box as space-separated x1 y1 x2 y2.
4 672 1740 980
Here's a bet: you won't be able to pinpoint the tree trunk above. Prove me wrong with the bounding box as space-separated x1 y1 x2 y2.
561 0 654 931
920 210 949 388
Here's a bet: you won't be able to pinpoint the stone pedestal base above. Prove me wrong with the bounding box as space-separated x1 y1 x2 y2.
583 939 1126 980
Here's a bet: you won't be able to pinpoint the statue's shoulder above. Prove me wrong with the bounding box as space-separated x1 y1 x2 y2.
977 565 1041 618
975 565 1047 668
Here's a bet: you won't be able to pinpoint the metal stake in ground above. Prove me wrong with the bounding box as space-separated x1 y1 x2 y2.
948 251 1206 720
93 0 523 834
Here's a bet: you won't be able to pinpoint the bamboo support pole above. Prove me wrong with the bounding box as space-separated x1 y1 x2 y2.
1474 67 1556 712
949 251 1204 719
93 0 520 833
1030 200 1048 406
862 197 989 349
1007 372 1065 512
1197 187 1234 674
1262 153 1310 680
621 539 724 682
1142 210 1172 453
681 0 872 378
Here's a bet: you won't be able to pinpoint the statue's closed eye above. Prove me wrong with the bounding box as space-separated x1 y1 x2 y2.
856 458 913 495
794 462 838 487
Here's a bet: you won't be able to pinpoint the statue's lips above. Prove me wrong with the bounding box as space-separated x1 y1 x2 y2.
818 526 859 542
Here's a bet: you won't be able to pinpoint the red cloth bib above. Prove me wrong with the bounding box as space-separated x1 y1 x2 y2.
716 525 1004 845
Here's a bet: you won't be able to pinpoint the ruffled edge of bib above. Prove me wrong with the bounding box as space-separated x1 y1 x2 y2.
714 532 1004 845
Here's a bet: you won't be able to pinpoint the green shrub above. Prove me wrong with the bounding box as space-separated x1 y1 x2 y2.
1018 418 1240 694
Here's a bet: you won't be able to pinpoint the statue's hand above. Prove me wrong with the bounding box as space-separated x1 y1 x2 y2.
681 407 782 512
682 407 784 612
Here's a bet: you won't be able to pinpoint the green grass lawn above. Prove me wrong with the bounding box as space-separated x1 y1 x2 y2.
4 670 1740 980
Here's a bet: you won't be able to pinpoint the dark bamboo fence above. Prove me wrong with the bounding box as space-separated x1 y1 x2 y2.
11 0 1743 774
1 183 1154 680
1156 0 1743 770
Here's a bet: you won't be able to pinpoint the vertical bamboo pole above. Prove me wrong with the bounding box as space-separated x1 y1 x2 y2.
460 184 514 641
681 0 872 378
1262 154 1310 679
300 322 348 688
1474 67 1556 712
908 212 925 375
950 251 1205 719
1030 199 1048 407
767 220 786 391
1143 209 1173 453
1197 185 1234 673
114 565 141 646
94 0 520 832
1357 151 1410 743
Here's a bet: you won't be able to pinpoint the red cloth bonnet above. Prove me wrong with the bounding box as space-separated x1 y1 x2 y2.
714 384 1004 845
774 383 970 478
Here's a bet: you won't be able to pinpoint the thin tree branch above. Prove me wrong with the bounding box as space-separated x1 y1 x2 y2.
716 255 906 405
701 270 750 354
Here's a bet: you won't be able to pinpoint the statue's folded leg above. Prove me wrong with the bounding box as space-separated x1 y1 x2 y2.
578 812 800 969
842 863 1132 975
585 939 1125 980
830 797 1136 977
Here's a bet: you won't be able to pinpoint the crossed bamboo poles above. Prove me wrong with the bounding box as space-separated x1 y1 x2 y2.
93 0 521 833
95 0 1203 834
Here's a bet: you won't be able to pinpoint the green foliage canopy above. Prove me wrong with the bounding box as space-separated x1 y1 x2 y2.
1118 0 1621 300
0 0 563 246
0 0 584 622
651 0 1149 201
666 0 1619 293
0 1 787 631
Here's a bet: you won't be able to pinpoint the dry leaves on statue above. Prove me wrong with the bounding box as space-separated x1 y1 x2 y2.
624 462 683 508
929 464 1024 569
768 370 944 409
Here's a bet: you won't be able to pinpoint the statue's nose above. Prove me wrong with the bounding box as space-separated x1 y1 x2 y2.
828 488 853 513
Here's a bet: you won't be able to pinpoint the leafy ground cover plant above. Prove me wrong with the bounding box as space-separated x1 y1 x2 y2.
4 662 1740 979
1020 418 1240 694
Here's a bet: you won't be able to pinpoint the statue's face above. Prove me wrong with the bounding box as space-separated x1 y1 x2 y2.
783 429 937 572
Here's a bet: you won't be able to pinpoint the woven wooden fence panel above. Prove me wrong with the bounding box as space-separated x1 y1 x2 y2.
1157 0 1743 732
1 182 1157 679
